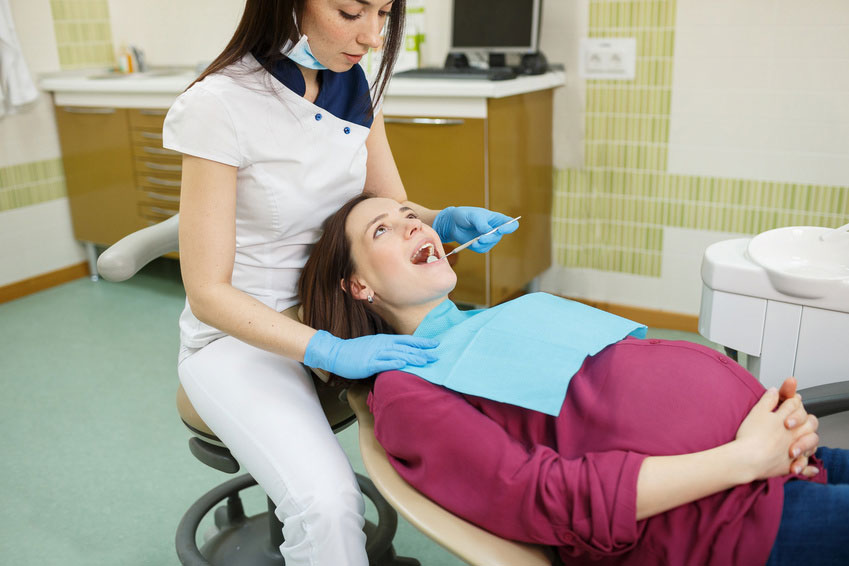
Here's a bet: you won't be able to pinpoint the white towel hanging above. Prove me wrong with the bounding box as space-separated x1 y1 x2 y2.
0 0 39 117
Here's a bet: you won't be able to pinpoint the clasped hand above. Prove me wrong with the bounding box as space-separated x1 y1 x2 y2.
736 377 820 481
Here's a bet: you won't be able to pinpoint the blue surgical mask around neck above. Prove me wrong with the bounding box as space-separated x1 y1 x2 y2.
284 34 328 70
286 8 328 71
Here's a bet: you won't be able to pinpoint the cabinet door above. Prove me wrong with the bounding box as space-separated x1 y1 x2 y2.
55 106 139 245
488 90 553 304
385 116 488 305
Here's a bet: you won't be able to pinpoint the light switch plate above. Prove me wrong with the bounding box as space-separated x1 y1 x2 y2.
579 38 637 80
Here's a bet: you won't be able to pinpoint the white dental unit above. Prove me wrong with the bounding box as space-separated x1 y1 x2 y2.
699 227 849 389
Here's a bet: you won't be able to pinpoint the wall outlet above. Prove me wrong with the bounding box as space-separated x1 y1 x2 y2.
579 38 637 80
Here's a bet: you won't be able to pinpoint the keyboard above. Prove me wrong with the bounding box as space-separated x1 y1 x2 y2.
394 66 518 81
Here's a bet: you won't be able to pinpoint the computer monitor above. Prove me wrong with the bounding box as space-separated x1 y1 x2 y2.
450 0 541 54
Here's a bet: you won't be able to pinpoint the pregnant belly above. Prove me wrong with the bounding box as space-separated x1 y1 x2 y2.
559 338 766 457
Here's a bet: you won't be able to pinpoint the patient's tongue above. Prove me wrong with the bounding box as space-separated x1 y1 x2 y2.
412 247 429 264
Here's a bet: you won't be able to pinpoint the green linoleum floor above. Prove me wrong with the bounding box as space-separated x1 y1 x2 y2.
0 260 738 565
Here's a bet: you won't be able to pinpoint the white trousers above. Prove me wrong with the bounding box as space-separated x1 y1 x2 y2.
178 336 368 566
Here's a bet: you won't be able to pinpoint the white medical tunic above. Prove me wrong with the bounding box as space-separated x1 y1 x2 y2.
163 55 374 348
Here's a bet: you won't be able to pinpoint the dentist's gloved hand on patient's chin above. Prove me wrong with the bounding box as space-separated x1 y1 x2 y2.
303 330 439 380
432 206 519 253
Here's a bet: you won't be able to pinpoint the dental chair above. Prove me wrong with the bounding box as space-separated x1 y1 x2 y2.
346 385 555 566
98 217 849 566
97 215 415 566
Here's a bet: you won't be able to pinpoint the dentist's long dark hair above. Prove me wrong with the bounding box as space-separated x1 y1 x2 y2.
189 0 405 111
299 195 395 348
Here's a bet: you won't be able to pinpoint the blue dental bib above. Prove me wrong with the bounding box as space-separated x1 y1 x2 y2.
401 292 647 416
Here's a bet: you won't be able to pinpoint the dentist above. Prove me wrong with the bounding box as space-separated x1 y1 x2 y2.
162 1 516 564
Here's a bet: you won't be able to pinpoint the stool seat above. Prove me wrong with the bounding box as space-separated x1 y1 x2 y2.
177 377 356 445
175 305 354 445
176 384 218 442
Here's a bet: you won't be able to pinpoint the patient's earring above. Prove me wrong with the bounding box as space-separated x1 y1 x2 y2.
367 295 374 304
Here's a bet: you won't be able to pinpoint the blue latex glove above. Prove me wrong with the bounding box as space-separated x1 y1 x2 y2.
304 330 439 380
432 206 519 253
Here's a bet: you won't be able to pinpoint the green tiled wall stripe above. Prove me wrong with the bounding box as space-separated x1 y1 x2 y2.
554 0 849 277
50 0 114 69
0 159 67 212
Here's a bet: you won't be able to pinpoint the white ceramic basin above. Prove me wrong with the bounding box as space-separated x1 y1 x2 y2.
747 226 849 299
87 69 192 80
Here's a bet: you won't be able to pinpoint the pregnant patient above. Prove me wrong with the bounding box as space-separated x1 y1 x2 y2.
299 195 848 566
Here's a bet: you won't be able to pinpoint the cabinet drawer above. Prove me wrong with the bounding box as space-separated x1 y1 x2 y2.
131 129 165 145
136 174 181 190
133 145 182 162
128 108 168 130
138 202 179 223
134 158 182 178
138 188 180 207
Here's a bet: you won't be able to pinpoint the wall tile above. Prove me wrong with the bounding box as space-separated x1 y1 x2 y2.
49 0 114 69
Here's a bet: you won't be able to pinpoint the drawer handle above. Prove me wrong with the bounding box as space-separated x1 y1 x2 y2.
139 109 168 116
145 191 180 202
143 161 181 172
149 206 178 216
146 176 181 187
62 107 116 114
140 131 163 140
143 146 179 156
384 117 465 126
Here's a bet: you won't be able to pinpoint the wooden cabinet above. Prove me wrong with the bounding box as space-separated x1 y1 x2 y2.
54 106 139 246
386 88 554 306
54 105 180 270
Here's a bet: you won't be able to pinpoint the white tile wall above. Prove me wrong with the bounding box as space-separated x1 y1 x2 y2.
0 199 86 286
668 0 849 187
106 0 247 68
0 93 62 168
540 226 748 316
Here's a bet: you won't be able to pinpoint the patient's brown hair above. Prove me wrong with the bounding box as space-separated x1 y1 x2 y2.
299 194 395 344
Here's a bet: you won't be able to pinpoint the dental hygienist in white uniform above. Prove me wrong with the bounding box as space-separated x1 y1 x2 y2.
162 1 517 564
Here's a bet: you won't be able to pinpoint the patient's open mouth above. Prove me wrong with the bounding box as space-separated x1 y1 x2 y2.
411 242 439 264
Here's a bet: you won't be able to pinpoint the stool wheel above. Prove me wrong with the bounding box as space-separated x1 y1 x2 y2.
176 473 419 566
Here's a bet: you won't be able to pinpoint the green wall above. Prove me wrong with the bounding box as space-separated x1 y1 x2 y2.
50 0 114 69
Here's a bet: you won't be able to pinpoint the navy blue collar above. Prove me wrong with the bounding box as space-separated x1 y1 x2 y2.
255 54 374 128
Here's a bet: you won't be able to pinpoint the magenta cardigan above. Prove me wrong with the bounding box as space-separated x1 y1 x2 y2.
368 338 826 566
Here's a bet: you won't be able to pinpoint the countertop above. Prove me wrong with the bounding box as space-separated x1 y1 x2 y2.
39 67 198 94
40 67 565 115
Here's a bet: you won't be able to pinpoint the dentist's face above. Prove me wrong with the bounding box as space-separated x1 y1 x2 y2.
345 198 457 309
301 0 391 71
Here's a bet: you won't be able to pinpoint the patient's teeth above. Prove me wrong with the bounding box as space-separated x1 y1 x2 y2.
426 255 438 264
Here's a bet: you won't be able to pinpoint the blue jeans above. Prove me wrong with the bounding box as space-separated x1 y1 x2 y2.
766 447 849 566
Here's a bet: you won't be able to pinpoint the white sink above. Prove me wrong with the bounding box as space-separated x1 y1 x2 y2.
746 226 849 299
86 69 193 80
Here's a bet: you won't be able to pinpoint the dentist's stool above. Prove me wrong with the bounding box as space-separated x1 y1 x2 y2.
97 214 416 566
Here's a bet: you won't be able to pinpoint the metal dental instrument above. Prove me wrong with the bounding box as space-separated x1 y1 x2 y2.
440 216 521 261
